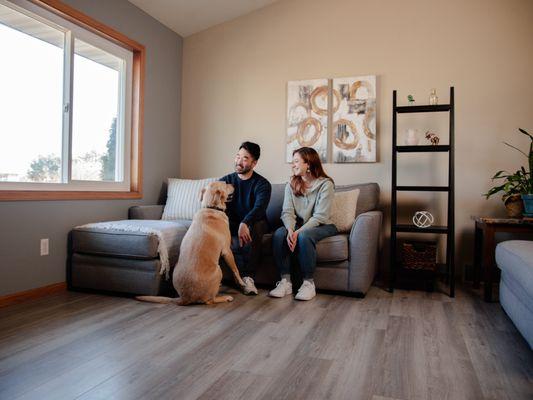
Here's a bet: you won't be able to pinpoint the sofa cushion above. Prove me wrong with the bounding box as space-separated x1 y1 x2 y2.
336 182 379 216
265 183 286 229
261 233 349 262
331 189 359 233
162 177 217 220
72 220 188 264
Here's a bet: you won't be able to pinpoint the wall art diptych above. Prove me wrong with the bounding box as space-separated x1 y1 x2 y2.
286 79 328 162
286 75 377 163
332 75 376 162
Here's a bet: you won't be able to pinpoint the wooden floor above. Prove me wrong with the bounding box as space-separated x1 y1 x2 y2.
0 285 532 400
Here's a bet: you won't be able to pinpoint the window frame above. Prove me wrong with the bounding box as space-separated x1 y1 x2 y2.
0 0 144 201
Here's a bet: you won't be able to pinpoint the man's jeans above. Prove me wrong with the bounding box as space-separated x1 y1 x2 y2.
229 220 268 279
272 224 338 279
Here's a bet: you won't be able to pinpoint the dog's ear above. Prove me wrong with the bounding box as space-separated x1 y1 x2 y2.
225 184 234 202
213 189 222 207
199 188 206 203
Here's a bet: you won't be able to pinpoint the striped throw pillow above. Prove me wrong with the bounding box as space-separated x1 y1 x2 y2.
162 177 218 220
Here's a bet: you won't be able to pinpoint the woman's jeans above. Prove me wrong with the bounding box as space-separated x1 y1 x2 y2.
272 224 338 280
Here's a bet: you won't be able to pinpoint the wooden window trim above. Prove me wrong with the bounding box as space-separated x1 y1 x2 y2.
0 0 144 201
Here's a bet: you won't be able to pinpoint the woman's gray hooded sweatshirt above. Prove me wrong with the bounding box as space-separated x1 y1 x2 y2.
281 177 334 231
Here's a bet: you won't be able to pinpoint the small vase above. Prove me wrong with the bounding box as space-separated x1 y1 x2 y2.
521 194 533 217
429 89 438 105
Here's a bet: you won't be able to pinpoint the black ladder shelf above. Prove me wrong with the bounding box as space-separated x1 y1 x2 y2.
390 87 455 297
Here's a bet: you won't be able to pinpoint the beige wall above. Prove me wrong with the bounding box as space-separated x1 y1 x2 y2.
181 0 533 276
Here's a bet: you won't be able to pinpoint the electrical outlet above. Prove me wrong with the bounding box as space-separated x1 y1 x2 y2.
40 238 49 256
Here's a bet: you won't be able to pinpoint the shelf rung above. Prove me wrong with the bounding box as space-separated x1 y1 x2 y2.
395 104 451 113
396 186 449 192
394 224 449 234
396 145 450 153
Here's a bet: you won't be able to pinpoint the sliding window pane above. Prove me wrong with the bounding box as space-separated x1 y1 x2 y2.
0 3 64 183
72 38 122 182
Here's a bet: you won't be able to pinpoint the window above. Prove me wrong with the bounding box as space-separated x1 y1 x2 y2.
0 0 144 200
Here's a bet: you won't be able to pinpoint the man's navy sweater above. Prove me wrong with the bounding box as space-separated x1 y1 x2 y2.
220 171 272 230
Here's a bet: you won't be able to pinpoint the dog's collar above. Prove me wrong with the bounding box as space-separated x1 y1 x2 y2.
205 206 226 212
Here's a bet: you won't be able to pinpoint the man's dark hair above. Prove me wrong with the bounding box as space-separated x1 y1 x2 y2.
239 141 261 160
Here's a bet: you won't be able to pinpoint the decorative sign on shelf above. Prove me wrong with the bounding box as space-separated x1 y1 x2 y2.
412 211 434 228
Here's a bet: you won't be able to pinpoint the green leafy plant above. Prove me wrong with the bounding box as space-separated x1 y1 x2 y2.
485 128 533 200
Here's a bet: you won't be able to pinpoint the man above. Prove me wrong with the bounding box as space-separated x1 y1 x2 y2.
220 142 271 295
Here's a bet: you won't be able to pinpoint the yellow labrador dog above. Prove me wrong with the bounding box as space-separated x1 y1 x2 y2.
137 181 245 305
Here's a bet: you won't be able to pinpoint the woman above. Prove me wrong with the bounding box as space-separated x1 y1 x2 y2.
269 147 338 301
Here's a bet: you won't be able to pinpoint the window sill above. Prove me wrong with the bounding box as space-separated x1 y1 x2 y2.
0 190 142 201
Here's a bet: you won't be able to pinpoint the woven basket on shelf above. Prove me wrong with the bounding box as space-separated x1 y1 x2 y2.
401 241 437 271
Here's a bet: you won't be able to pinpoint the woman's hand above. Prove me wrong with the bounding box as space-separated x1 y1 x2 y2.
286 229 299 252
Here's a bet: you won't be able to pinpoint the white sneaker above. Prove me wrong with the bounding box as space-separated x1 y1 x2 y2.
269 279 293 298
295 280 316 301
242 276 258 295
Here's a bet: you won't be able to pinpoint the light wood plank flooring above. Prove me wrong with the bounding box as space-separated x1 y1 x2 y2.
0 286 531 400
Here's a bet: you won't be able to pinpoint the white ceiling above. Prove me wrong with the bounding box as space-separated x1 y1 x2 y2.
128 0 281 37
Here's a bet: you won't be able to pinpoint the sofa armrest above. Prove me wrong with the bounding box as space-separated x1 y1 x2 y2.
348 210 383 294
128 205 164 220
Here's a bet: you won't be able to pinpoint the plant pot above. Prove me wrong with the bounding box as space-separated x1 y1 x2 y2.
521 194 533 217
505 194 524 218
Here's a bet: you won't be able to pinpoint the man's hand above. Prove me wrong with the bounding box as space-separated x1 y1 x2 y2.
286 229 299 252
238 222 252 247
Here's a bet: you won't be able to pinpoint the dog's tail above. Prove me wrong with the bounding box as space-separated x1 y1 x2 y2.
135 295 185 305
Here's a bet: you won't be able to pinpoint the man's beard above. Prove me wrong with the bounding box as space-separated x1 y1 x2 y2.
235 164 252 174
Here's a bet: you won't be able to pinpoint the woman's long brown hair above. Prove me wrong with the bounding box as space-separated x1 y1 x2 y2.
290 147 333 197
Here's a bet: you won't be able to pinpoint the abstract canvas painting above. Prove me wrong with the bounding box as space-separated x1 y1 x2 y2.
331 75 376 162
286 79 328 162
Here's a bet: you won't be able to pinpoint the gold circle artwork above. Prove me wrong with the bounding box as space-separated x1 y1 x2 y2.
349 80 374 99
345 80 376 141
288 101 310 127
296 117 322 146
309 86 340 116
332 119 359 150
362 104 376 140
310 86 328 116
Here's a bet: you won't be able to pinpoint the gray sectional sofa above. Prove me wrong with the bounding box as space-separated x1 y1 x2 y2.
68 182 382 297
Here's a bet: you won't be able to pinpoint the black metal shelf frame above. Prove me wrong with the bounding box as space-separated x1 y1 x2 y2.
390 87 455 297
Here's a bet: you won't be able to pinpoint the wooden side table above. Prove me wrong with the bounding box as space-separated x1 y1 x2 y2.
473 217 533 302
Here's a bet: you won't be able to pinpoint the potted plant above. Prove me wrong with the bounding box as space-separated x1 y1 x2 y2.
485 128 533 217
